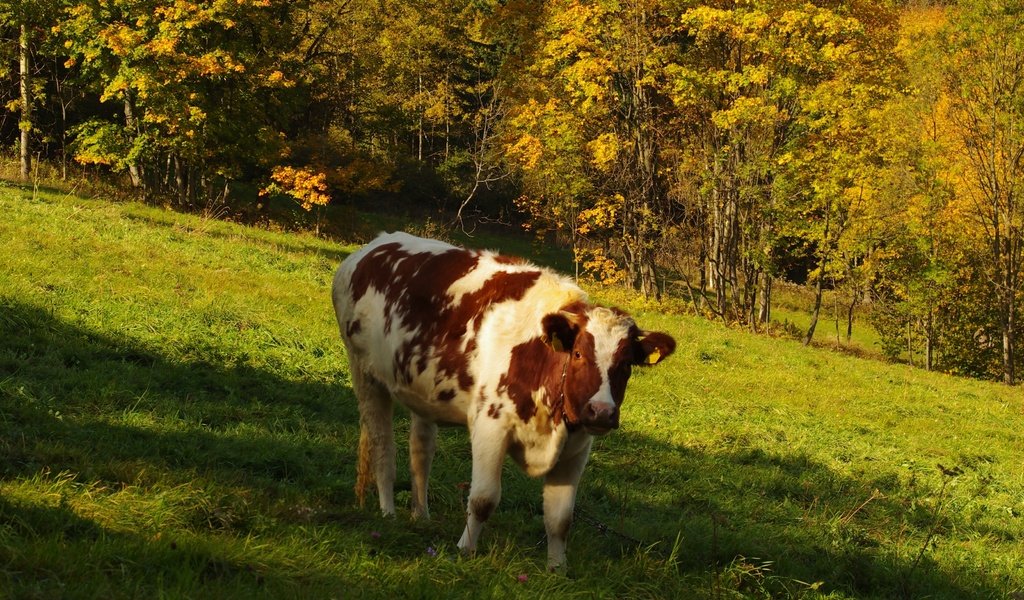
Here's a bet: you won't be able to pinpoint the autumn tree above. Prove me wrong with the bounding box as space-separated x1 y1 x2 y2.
941 0 1024 384
506 0 681 297
58 0 309 204
666 1 901 329
1 0 65 180
866 5 957 371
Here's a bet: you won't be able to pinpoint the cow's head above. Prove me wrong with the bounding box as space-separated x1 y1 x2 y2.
542 305 675 435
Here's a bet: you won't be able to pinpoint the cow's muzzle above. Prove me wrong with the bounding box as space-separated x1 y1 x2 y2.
581 402 618 436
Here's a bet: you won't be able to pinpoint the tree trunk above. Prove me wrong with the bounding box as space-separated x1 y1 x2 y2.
1003 300 1016 385
804 272 824 346
924 307 934 371
846 294 858 344
19 24 31 181
805 241 829 347
758 275 772 324
698 241 708 311
174 155 186 205
417 70 424 161
805 197 833 346
124 97 144 189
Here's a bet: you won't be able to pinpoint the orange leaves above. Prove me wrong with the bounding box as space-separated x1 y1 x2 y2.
98 23 144 57
575 246 626 286
262 166 331 211
507 134 544 170
576 194 621 235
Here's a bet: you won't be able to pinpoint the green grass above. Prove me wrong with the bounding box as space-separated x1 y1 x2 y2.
1 181 1022 599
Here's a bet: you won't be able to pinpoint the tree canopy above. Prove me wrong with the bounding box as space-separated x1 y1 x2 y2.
3 0 1023 383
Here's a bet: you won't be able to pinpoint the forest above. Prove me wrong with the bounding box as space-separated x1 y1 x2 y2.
3 0 1023 385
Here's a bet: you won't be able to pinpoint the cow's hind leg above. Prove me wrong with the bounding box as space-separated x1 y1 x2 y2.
352 368 396 516
409 414 437 520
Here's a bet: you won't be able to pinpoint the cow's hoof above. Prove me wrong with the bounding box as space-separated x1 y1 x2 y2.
547 561 568 575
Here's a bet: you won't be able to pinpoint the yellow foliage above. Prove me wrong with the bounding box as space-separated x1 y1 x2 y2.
576 194 622 235
587 133 620 171
900 6 947 40
265 70 296 88
262 166 331 211
148 37 178 56
575 246 626 286
507 134 544 170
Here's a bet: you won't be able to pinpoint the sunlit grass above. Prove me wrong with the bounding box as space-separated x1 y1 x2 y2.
1 182 1022 598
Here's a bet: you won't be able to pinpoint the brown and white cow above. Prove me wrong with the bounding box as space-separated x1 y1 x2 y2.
332 232 675 569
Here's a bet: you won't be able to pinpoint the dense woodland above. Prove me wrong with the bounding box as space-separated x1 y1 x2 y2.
3 0 1023 385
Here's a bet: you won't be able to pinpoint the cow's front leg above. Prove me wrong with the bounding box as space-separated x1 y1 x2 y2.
543 435 593 571
457 422 507 556
409 414 437 520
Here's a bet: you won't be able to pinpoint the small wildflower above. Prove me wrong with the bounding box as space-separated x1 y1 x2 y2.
426 546 437 557
517 573 528 583
370 531 381 539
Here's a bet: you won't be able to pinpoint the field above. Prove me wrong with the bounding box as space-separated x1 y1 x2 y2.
1 182 1022 599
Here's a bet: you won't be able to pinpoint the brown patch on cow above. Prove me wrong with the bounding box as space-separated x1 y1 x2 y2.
346 319 362 338
458 271 542 332
470 497 494 522
349 243 406 304
437 389 456 403
507 439 526 468
498 337 558 423
349 244 479 384
496 307 609 430
562 330 602 425
487 403 501 418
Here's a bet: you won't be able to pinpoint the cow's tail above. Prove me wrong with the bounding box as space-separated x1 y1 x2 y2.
355 424 374 508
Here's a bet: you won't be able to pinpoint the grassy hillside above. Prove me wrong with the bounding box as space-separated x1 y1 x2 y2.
1 182 1021 599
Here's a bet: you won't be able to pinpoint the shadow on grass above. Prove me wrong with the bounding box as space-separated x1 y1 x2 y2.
0 298 370 591
574 429 1007 600
0 494 359 597
0 298 358 491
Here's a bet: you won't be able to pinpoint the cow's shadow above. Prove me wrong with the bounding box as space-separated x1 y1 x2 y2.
0 298 368 536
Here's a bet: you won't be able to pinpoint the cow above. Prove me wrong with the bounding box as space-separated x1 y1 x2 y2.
331 232 675 569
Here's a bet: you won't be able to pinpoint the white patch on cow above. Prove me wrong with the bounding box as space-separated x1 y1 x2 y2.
585 307 635 410
445 253 497 307
509 388 571 478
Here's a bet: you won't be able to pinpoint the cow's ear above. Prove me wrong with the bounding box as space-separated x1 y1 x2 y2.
541 312 578 353
634 331 676 366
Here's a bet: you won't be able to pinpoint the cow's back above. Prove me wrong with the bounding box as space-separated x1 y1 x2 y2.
332 232 583 425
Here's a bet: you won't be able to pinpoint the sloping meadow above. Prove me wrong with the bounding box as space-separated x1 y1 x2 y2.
1 184 1021 599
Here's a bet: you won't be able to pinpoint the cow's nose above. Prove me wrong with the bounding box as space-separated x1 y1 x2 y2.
581 402 618 432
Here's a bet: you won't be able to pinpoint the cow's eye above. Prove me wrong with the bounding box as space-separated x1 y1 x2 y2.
573 351 582 360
